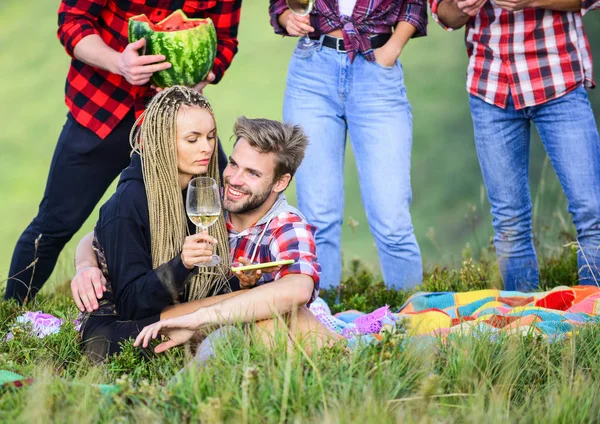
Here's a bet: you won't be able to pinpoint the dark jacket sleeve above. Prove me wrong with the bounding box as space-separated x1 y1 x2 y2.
98 215 192 321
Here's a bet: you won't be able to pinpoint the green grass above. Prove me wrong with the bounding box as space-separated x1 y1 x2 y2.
0 248 597 423
1 1 598 292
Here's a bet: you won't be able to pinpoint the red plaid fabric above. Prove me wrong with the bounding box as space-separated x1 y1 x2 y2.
430 0 599 109
57 0 241 139
226 197 321 302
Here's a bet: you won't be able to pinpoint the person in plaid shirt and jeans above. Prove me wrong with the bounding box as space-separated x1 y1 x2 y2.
5 0 241 304
431 0 600 290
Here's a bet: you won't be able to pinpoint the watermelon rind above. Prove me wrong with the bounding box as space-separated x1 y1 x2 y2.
128 10 217 88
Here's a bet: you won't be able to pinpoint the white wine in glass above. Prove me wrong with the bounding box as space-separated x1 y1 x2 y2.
286 0 317 50
186 177 222 267
187 212 220 228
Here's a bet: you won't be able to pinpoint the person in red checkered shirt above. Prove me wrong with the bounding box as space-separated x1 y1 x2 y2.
5 1 241 304
432 0 600 291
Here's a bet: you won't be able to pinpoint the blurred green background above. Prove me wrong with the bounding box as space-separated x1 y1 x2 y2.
0 1 598 292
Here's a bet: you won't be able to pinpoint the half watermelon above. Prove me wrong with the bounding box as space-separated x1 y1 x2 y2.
128 10 217 88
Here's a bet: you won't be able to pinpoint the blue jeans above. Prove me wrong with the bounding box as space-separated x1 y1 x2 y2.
283 39 423 290
469 86 600 291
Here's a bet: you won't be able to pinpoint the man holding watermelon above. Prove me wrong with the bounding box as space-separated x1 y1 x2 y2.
5 1 242 304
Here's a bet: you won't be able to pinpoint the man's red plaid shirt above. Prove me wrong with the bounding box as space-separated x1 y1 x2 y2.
226 195 321 304
430 0 600 109
57 0 241 139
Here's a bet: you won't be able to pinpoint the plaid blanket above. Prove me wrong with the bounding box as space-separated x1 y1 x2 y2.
310 286 600 346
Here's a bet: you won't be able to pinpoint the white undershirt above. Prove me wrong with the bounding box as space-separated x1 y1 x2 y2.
338 0 357 17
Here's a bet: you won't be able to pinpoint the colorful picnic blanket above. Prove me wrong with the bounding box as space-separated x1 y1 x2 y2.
310 286 600 345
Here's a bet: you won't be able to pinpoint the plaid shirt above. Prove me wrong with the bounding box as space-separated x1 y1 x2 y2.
269 0 428 62
57 0 241 139
227 195 321 302
430 0 600 109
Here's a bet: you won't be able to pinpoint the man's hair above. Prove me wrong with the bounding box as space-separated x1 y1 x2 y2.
233 117 308 180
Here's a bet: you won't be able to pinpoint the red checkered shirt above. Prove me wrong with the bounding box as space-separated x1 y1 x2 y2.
430 0 600 109
226 195 321 302
57 0 241 139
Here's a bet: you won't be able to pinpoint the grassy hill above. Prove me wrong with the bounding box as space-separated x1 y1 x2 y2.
0 1 598 292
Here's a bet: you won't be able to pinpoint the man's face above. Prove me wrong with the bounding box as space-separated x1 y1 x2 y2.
222 138 279 214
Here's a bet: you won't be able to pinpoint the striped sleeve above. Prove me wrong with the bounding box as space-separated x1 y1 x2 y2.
582 0 600 14
398 0 428 37
429 0 456 31
269 0 291 35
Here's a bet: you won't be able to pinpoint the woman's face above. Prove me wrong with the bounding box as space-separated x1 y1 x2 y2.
176 105 216 186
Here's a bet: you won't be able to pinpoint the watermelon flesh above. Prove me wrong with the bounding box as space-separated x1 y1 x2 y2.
128 10 217 88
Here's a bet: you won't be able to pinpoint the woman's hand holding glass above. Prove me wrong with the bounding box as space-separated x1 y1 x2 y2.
180 233 218 270
186 177 222 267
283 0 316 49
280 10 315 37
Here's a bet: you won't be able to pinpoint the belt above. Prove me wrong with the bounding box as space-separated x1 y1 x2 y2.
313 33 392 53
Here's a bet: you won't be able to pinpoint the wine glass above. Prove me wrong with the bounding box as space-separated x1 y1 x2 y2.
186 177 222 267
286 0 317 50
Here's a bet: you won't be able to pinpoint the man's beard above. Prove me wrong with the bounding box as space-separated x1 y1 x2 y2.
223 181 274 215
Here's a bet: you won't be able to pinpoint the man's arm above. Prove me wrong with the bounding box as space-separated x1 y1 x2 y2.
374 23 418 67
431 0 487 30
435 1 473 29
582 0 600 12
57 0 170 85
135 274 315 352
198 275 314 324
494 0 581 12
203 0 242 84
71 231 105 312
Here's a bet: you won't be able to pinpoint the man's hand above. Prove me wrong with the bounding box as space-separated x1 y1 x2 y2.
71 266 107 312
134 312 202 353
234 257 282 289
279 10 315 37
181 233 218 270
493 0 532 11
454 0 488 16
192 72 216 94
114 38 172 86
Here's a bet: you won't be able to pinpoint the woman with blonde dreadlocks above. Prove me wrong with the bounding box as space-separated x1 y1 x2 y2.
79 86 234 360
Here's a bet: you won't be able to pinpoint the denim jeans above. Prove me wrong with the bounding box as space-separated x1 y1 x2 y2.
283 39 423 290
469 86 600 291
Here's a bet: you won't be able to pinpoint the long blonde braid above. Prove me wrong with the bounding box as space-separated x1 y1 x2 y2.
130 86 231 301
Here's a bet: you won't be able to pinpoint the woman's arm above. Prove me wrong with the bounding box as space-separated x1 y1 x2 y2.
374 22 418 67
